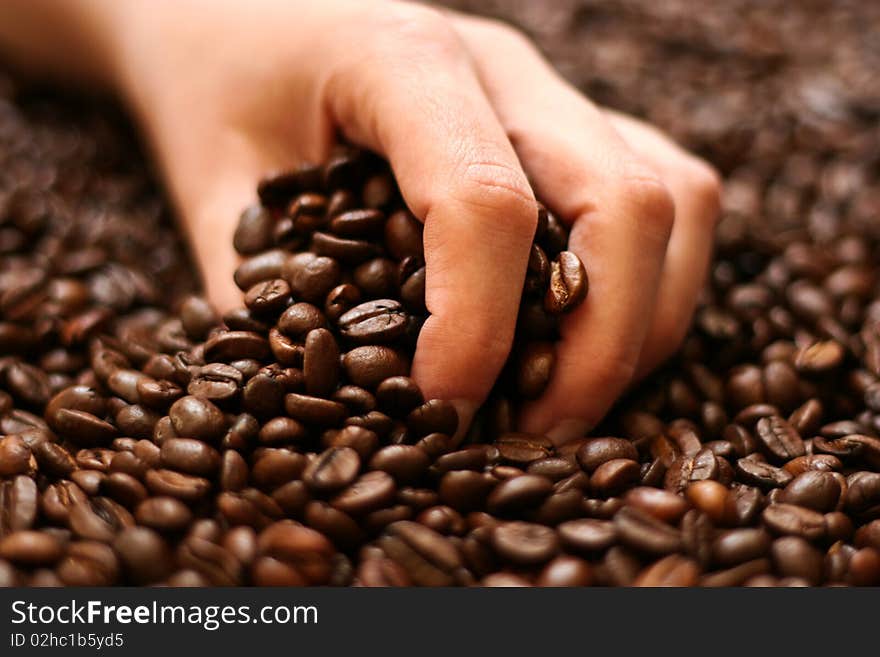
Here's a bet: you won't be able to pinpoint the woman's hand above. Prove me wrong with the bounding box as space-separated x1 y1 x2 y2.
5 0 721 440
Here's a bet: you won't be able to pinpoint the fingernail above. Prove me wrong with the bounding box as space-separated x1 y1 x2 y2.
546 419 590 446
449 399 478 447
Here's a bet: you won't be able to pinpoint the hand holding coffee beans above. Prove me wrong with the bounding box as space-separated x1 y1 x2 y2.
2 0 877 587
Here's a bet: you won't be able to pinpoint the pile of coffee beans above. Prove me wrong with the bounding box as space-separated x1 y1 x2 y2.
2 0 880 586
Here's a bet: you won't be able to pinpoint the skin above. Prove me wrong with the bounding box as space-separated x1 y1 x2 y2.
0 0 720 443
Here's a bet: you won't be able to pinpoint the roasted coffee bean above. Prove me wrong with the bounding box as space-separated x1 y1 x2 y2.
664 448 719 493
735 458 793 489
244 278 291 316
487 475 553 515
544 252 588 314
303 328 340 396
160 438 221 476
577 438 639 472
68 496 134 542
780 471 842 512
407 399 458 438
755 415 806 462
57 540 119 586
762 504 826 541
771 536 824 585
303 447 360 492
113 527 173 584
491 521 559 566
204 331 270 362
0 476 39 534
144 469 211 502
614 507 682 556
712 528 772 566
169 396 227 442
135 496 192 532
282 252 341 303
285 393 347 426
187 363 242 403
342 346 409 389
624 487 689 524
633 555 700 587
331 471 396 516
0 530 63 566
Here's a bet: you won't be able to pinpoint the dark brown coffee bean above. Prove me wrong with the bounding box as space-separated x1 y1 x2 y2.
664 448 719 493
144 469 211 503
614 506 682 555
712 528 772 565
491 521 559 566
384 210 423 261
736 458 794 489
438 471 495 511
577 437 638 472
101 472 148 508
624 487 689 524
0 531 63 566
284 393 347 426
1 475 38 534
247 449 302 491
755 415 806 462
369 445 430 484
0 435 33 476
303 328 340 396
487 475 553 515
544 251 588 314
134 496 192 532
282 252 341 303
324 284 361 323
204 331 270 362
33 441 77 478
338 299 408 345
762 503 826 541
590 458 640 496
244 278 291 316
57 540 119 586
234 249 286 291
69 496 134 542
113 527 173 584
633 554 700 587
780 471 842 512
331 471 396 515
342 346 409 389
374 376 423 417
160 438 221 476
515 342 555 399
303 447 360 492
169 395 227 442
403 400 457 441
771 536 824 585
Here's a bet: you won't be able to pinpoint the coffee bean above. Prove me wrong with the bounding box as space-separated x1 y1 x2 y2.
491 521 559 566
113 527 173 584
160 438 221 476
331 471 396 515
771 536 824 584
487 475 554 515
577 437 638 472
0 531 63 566
134 496 192 532
69 496 134 542
342 346 409 389
0 476 38 534
762 503 826 541
780 471 842 512
633 554 700 586
303 328 340 396
303 447 360 492
614 507 682 555
544 252 588 314
712 528 772 565
169 396 227 442
623 487 689 524
755 415 806 462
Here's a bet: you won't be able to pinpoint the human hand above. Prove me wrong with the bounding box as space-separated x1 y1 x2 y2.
107 0 720 441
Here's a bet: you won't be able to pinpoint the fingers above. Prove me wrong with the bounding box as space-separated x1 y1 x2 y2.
449 17 674 441
605 111 721 378
323 5 537 423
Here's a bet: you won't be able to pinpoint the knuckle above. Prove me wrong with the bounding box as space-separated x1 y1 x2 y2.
453 157 537 229
364 4 461 61
688 159 723 220
619 165 675 240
